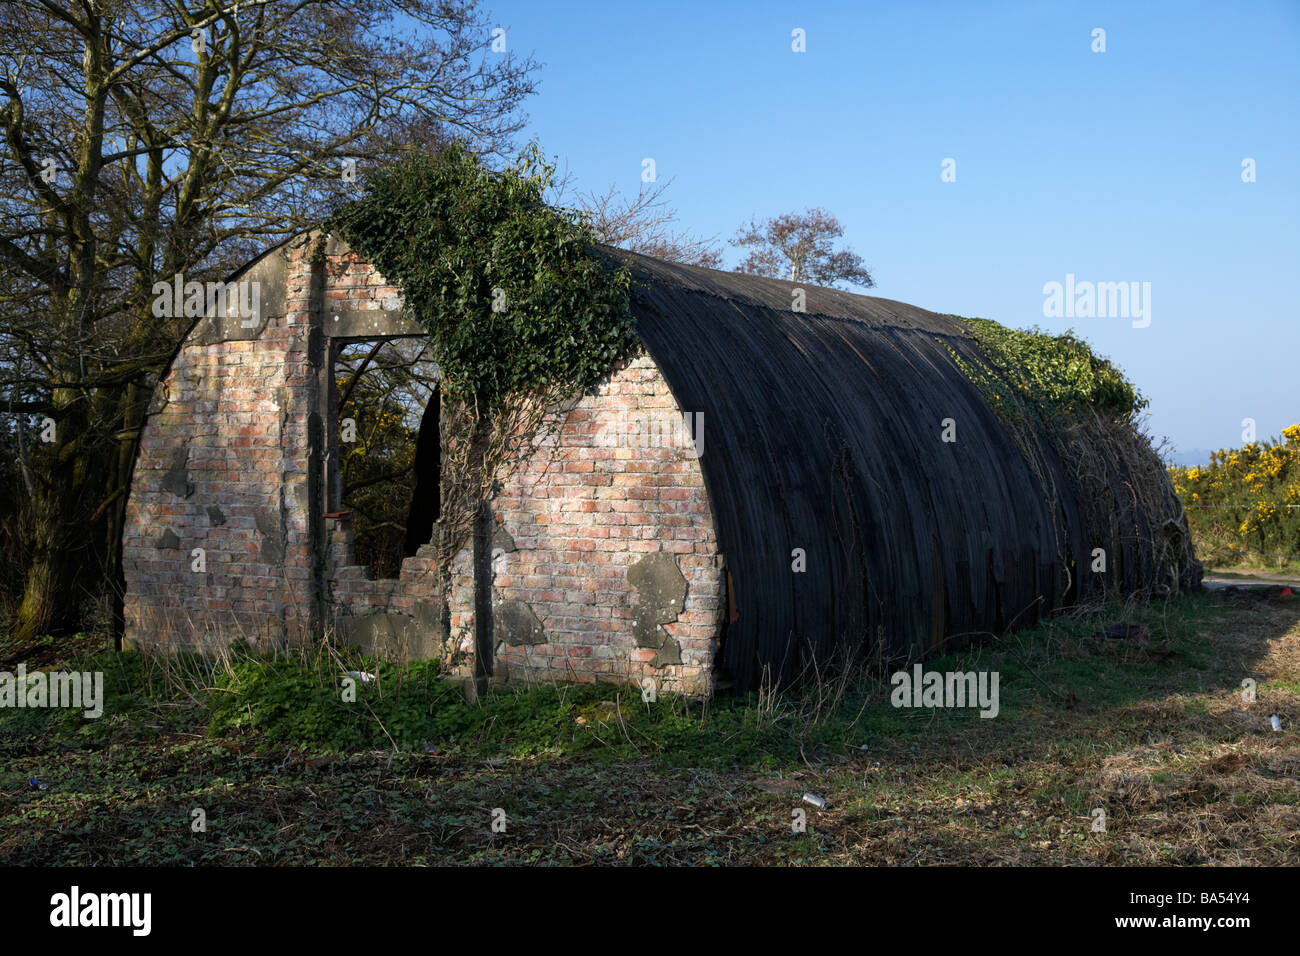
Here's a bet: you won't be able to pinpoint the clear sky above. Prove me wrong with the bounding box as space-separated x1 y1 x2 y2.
486 0 1298 460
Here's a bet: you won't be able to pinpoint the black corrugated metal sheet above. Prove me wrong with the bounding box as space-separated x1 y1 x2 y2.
602 249 1198 692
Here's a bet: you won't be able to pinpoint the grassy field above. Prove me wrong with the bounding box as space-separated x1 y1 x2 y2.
2 586 1297 866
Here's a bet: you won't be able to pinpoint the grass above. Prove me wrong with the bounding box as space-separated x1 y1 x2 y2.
1 586 1298 865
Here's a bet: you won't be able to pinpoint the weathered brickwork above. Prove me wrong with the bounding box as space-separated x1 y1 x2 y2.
446 355 724 695
122 233 724 694
123 237 321 649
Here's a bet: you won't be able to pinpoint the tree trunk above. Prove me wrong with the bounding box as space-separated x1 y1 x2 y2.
12 432 90 643
11 356 119 645
105 382 151 650
13 547 76 643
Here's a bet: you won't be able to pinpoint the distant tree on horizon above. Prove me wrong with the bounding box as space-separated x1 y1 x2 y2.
730 207 874 290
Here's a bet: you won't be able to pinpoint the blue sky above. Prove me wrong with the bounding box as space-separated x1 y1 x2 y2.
486 0 1298 460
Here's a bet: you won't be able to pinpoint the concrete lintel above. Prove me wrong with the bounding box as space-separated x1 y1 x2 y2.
323 308 425 339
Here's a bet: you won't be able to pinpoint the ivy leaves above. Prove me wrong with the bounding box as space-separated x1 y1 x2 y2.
328 141 637 409
957 317 1147 422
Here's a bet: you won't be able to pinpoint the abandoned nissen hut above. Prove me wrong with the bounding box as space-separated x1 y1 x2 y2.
121 232 1201 694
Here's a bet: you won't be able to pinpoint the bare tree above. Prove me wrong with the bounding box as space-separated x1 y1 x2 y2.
561 177 722 268
0 0 537 642
731 207 874 289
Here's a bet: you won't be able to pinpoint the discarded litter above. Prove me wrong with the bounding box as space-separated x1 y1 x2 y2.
1270 715 1283 732
802 792 827 810
29 778 48 791
345 670 376 684
421 742 439 755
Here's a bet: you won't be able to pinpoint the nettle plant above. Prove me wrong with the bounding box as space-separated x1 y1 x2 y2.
325 141 638 643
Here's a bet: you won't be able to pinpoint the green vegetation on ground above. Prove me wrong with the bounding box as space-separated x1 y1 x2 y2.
3 587 1297 865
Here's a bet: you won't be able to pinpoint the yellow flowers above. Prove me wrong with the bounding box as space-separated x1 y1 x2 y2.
1173 423 1300 565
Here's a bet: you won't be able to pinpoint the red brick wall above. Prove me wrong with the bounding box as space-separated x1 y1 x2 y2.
122 235 723 694
122 237 320 649
447 355 724 695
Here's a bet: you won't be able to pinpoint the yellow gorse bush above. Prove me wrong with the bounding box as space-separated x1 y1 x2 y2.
1171 422 1300 569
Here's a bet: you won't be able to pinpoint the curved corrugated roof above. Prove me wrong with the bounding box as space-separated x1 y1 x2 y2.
143 232 1191 692
602 248 1192 691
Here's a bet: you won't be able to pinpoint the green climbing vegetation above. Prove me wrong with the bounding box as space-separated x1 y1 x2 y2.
326 141 638 410
948 317 1147 424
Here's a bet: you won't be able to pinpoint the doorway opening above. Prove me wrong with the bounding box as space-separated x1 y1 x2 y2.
335 339 440 579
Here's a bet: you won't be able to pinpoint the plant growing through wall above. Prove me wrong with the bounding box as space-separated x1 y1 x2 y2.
326 141 639 690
